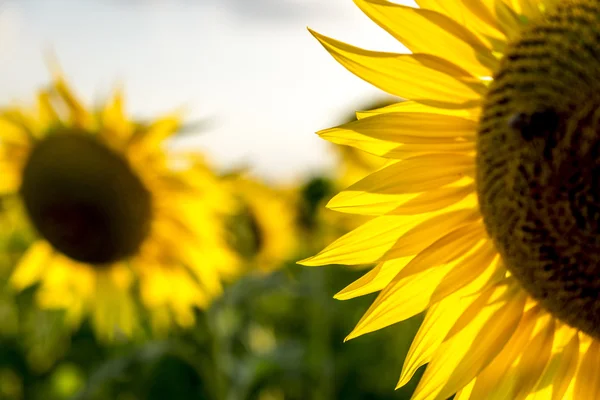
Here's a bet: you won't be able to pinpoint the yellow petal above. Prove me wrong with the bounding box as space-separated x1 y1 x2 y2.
149 218 225 298
99 88 134 145
511 317 555 400
139 264 210 313
319 112 477 159
1 110 38 140
430 240 498 303
400 257 508 390
415 0 467 19
327 187 419 216
384 210 481 260
334 256 411 300
504 0 545 20
299 214 428 266
433 286 526 400
384 142 475 158
328 181 475 215
491 0 524 41
92 269 138 341
415 0 506 49
11 241 54 289
470 306 541 398
550 329 580 400
309 29 485 108
455 380 475 400
388 184 475 215
51 75 93 128
411 281 524 400
574 339 600 399
127 114 181 155
36 90 59 127
0 163 21 195
398 292 475 387
322 111 477 142
346 154 475 195
356 100 481 120
319 127 398 158
346 262 453 340
355 0 497 75
346 222 484 340
525 325 578 400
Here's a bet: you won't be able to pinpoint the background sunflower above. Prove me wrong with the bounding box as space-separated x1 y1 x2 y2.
0 72 424 400
226 174 298 273
0 73 241 339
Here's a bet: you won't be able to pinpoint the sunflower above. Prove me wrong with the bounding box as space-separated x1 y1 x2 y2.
228 176 297 273
301 0 600 398
0 71 239 339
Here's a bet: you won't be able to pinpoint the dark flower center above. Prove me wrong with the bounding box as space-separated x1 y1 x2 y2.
228 205 263 260
20 131 152 265
477 0 600 338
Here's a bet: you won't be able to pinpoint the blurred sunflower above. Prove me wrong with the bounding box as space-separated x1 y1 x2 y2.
301 145 385 251
302 0 600 398
0 71 239 338
228 176 297 273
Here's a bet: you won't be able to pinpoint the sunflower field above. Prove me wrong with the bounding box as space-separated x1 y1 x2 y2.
2 0 600 399
0 70 422 399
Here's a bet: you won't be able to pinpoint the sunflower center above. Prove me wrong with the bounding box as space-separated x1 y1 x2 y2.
20 131 152 265
477 1 600 337
229 206 264 259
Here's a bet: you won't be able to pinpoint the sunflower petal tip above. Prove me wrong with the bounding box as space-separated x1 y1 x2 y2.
344 326 365 342
297 249 339 266
395 374 413 390
333 291 346 300
316 127 332 137
297 256 319 266
43 48 63 77
307 28 328 44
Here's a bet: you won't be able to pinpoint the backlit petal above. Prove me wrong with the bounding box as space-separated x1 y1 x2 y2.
355 0 497 75
299 214 427 266
411 281 525 400
574 339 600 399
10 241 54 290
310 29 485 108
398 294 474 387
346 154 475 195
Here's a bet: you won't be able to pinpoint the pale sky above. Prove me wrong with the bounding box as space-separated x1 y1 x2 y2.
0 0 413 182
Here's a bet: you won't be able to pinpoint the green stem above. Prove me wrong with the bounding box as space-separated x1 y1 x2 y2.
306 251 334 399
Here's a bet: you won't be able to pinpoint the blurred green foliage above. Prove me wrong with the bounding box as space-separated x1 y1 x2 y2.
0 265 423 400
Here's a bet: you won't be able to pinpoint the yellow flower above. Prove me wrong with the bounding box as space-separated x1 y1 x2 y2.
0 71 239 339
229 176 297 272
302 0 600 398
